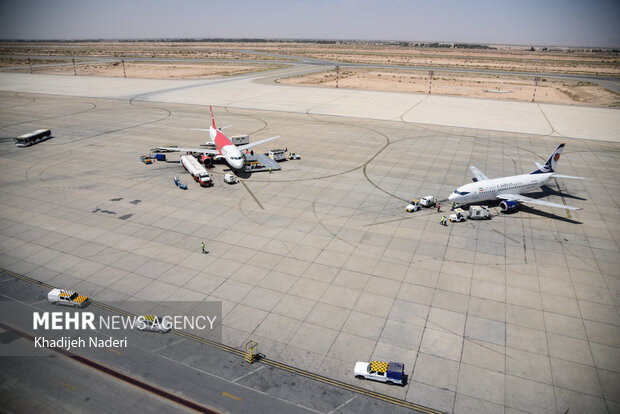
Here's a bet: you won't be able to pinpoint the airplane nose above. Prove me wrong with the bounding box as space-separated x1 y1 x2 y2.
448 193 455 201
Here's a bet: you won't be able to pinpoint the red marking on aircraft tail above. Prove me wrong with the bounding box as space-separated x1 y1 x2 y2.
210 105 216 129
214 129 232 154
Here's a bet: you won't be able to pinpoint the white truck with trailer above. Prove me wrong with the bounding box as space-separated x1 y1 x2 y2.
180 155 213 187
47 289 88 308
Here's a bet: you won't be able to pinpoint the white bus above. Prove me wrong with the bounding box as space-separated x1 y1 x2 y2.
14 129 52 147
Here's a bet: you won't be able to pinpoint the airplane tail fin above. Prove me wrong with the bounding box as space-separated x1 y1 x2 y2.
210 105 216 129
531 143 564 174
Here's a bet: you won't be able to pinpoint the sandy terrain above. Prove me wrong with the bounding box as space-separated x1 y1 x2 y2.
5 61 284 79
280 68 620 107
0 58 67 67
1 41 617 105
221 42 620 77
0 41 292 60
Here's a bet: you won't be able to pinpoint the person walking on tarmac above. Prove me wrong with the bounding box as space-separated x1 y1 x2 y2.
437 202 441 212
441 216 447 226
201 241 207 254
451 202 457 211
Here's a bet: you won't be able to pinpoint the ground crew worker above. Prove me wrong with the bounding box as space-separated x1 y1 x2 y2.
437 202 441 212
451 202 457 211
442 216 447 226
201 241 206 254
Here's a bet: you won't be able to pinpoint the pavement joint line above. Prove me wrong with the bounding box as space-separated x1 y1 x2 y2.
491 228 521 244
327 394 358 414
240 179 264 210
150 337 186 354
0 266 443 414
231 365 265 383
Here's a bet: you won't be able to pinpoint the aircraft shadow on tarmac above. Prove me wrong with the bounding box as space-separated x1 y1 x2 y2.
463 196 584 224
517 204 583 224
539 185 587 201
234 169 252 179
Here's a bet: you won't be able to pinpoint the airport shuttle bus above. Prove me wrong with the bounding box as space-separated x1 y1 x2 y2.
14 129 52 147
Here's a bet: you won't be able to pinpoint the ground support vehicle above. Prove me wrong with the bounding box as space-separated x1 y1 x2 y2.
230 135 250 146
449 208 467 222
354 361 404 385
288 152 301 160
180 155 213 187
406 199 421 212
14 128 52 147
420 196 436 207
136 315 171 334
268 149 287 162
224 174 237 184
468 205 491 219
140 155 154 164
48 289 88 308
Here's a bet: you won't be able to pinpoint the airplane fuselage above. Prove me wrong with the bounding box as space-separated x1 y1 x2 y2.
449 172 553 205
210 126 244 170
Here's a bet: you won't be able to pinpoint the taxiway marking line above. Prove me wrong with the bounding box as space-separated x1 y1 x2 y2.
61 382 77 391
222 391 242 401
240 180 264 210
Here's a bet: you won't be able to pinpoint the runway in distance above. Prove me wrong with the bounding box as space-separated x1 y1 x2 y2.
448 143 585 212
158 106 279 170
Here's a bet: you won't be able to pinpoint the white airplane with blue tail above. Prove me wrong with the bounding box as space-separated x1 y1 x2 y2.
448 143 584 212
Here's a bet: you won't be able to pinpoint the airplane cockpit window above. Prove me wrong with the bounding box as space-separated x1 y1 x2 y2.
453 190 470 196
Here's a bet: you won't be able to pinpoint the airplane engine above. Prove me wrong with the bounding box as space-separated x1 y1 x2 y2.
201 155 213 168
500 200 519 212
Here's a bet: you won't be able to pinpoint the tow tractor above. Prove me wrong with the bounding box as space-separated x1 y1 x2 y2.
354 361 405 385
449 208 467 222
406 199 421 212
140 155 154 165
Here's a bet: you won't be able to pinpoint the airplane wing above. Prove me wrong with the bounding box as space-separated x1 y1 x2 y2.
157 146 219 155
469 165 490 182
237 136 280 151
552 174 585 180
497 193 582 211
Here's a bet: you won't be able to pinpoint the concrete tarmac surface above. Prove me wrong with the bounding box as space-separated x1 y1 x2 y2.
0 72 618 414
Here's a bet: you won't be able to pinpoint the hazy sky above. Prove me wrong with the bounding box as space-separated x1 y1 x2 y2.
1 0 618 47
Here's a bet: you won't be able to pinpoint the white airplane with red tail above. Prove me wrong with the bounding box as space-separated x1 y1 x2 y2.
158 106 279 170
